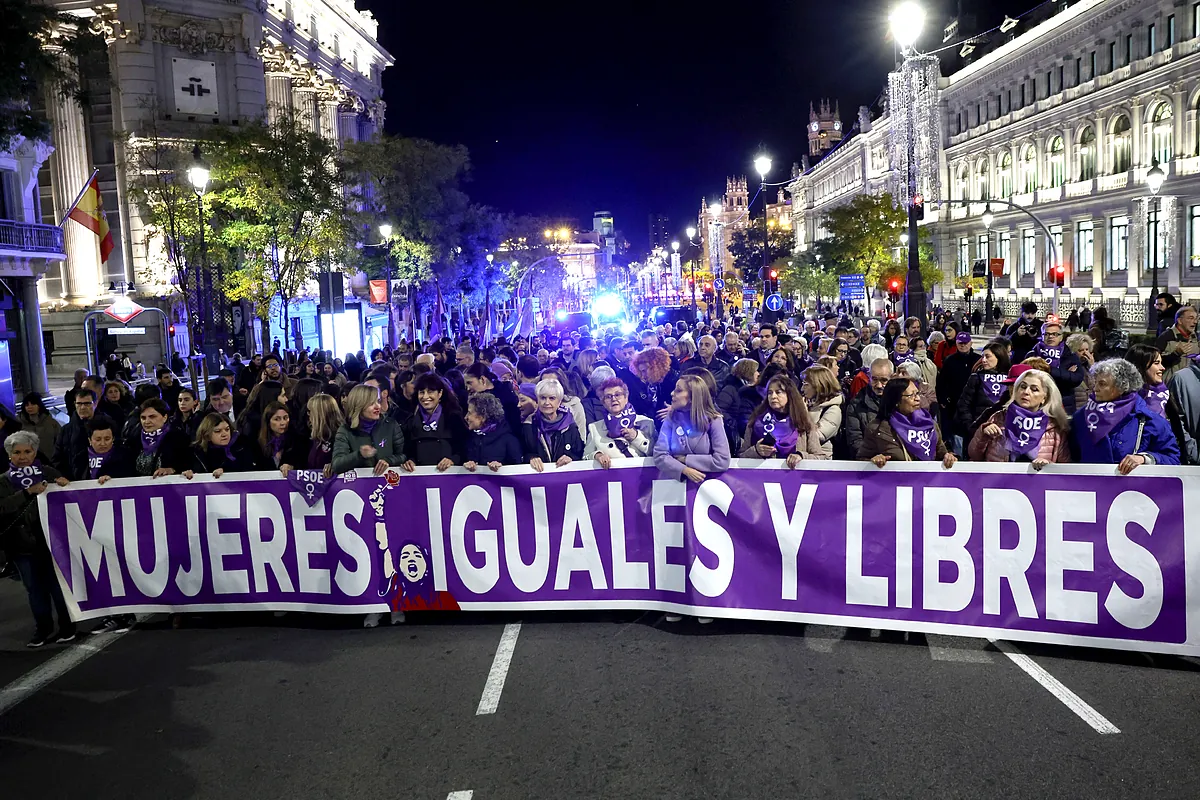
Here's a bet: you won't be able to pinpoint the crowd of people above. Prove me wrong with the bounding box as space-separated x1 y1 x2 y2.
3 298 1199 645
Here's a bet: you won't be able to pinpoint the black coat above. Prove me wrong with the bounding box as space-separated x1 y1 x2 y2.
464 420 524 466
252 430 309 471
402 410 468 466
484 382 524 434
127 426 193 476
521 416 584 462
955 372 1006 439
51 418 91 481
192 434 260 473
715 374 761 455
936 351 982 436
89 446 136 480
622 369 678 420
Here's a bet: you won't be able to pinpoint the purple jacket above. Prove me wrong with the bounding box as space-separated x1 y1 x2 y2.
652 415 732 478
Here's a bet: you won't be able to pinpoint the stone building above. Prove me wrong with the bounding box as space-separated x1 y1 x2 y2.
37 0 391 377
698 176 751 281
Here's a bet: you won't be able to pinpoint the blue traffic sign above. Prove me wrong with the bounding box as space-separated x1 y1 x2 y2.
764 293 784 312
713 278 725 291
839 273 867 301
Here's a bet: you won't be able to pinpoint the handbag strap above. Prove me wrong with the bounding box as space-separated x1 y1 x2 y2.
1134 418 1146 455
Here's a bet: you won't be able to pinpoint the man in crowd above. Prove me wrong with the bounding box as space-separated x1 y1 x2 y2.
751 324 778 367
936 333 982 451
1003 302 1041 360
455 343 475 370
1039 319 1085 414
844 358 893 457
157 367 182 411
1156 304 1199 382
1155 292 1183 337
694 335 729 382
52 388 97 480
201 377 237 428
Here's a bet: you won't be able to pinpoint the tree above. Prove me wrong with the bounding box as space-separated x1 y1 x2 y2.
727 220 795 277
816 192 941 293
781 252 840 309
212 111 352 349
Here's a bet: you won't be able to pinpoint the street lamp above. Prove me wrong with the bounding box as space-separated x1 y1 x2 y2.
378 223 397 349
899 232 909 247
982 202 994 328
889 1 925 53
889 3 928 326
754 155 773 320
1144 157 1167 334
187 144 212 384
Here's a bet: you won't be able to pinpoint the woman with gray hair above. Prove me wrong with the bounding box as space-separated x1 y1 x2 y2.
521 379 584 471
1070 359 1179 473
582 365 617 427
1065 332 1096 412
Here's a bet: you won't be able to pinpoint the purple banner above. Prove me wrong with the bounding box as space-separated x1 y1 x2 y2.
39 461 1200 655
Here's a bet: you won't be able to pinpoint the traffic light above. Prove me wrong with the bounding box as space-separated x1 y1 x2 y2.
888 278 902 306
1051 264 1066 287
911 194 925 221
168 324 176 336
964 286 974 300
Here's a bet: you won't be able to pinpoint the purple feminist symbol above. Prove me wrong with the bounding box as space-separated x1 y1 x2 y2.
286 469 333 507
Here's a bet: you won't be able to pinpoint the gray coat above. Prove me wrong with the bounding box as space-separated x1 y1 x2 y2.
331 418 407 474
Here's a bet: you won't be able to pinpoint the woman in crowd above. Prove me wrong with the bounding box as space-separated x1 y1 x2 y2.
192 413 257 477
882 319 902 350
801 364 843 459
86 415 134 483
401 372 467 472
0 430 73 647
584 377 656 468
238 379 288 439
321 361 346 388
331 384 407 476
890 336 915 366
98 381 135 422
739 374 827 466
255 400 307 475
464 362 522 432
175 387 202 438
675 338 696 365
768 347 800 381
539 367 588 439
129 399 191 478
1125 344 1197 464
304 393 344 475
1066 333 1096 413
287 378 323 437
522 379 584 472
967 368 1071 466
581 365 615 427
18 393 60 463
955 342 1012 442
716 357 760 454
1071 358 1179 472
859 377 957 468
626 347 678 421
933 323 960 368
912 338 938 387
463 392 523 471
847 343 889 397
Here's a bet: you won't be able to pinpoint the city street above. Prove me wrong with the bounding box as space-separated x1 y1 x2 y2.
0 579 1197 799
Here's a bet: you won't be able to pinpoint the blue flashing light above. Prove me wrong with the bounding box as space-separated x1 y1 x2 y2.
555 309 568 321
591 293 624 319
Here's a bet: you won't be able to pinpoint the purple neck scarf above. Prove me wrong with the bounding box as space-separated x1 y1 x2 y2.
267 433 285 465
419 405 442 431
1004 403 1048 459
892 350 916 366
1138 383 1170 418
87 448 113 480
475 421 498 437
215 431 239 464
753 410 799 456
889 408 938 461
359 417 378 437
980 373 1008 403
1082 393 1139 444
140 424 170 456
536 410 572 435
8 460 44 490
604 405 638 438
1032 341 1063 368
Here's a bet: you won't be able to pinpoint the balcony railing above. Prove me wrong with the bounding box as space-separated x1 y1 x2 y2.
0 220 65 255
1098 172 1128 192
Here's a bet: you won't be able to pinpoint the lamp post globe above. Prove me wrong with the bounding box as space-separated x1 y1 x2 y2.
686 226 697 239
889 1 925 51
753 155 772 179
671 241 679 253
981 203 994 230
708 202 722 217
1146 157 1166 195
378 223 392 240
1144 157 1167 333
187 144 209 196
899 232 909 247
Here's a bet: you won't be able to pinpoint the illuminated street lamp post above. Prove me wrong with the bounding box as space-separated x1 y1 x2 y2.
754 155 772 320
186 144 211 386
889 1 928 325
982 202 994 328
1144 157 1166 334
378 223 396 348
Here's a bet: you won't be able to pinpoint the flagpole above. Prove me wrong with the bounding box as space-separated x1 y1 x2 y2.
58 168 99 228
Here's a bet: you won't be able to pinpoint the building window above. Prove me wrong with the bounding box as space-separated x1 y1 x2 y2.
1110 115 1132 173
958 237 970 277
976 103 981 125
1169 15 1176 46
1147 207 1167 273
999 151 1013 197
1020 84 1026 107
1046 70 1052 95
1149 24 1157 55
1126 34 1133 65
1022 145 1038 193
1050 225 1064 271
1079 126 1096 180
1049 136 1065 187
978 233 990 260
1075 57 1082 84
1077 221 1095 272
1189 206 1200 268
1151 102 1174 163
1057 64 1064 90
1020 229 1036 275
1109 216 1130 271
1090 51 1097 78
999 232 1012 275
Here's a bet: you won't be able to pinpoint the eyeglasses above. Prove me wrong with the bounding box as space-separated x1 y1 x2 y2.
1043 331 1063 338
601 393 626 401
900 391 920 400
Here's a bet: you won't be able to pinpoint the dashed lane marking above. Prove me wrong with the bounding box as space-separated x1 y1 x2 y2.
476 623 521 716
991 639 1120 734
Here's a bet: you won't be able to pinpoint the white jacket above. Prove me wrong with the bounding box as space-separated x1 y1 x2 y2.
807 394 844 458
583 416 657 460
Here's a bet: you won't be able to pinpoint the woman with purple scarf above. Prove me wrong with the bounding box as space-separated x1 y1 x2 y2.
400 372 468 473
331 384 407 476
254 401 306 475
522 378 584 471
859 378 958 469
1124 345 1196 464
584 377 656 468
955 342 1012 442
1070 358 1179 473
967 367 1071 466
739 375 827 466
130 399 192 478
84 416 134 484
191 413 257 478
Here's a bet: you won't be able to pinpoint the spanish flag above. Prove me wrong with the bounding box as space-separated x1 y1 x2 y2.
66 171 115 263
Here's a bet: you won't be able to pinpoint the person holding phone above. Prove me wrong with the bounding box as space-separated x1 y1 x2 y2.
739 375 827 466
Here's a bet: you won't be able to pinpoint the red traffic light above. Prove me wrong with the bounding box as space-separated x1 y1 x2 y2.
1054 265 1065 275
168 324 176 336
768 269 778 279
889 279 901 291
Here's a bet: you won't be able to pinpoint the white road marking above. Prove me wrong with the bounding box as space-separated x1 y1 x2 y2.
927 634 994 663
476 623 521 716
0 629 133 717
803 625 845 653
990 639 1120 735
447 791 474 799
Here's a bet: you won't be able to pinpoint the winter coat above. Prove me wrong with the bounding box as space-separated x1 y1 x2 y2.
966 408 1071 463
843 388 883 458
51 418 91 481
192 435 260 474
937 351 982 436
808 395 844 459
1045 349 1086 414
738 419 828 461
1070 394 1180 466
521 415 585 463
914 353 938 388
402 409 468 467
581 391 606 428
464 419 524 466
251 430 309 471
0 463 62 556
1155 326 1198 382
583 415 656 461
1168 362 1200 464
128 426 193 476
715 375 760 454
19 412 60 463
652 416 731 478
955 370 1007 438
694 356 730 384
858 419 949 462
623 371 678 420
331 418 407 474
561 395 589 441
87 446 136 480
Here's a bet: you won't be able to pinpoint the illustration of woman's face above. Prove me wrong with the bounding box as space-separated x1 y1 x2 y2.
398 544 427 582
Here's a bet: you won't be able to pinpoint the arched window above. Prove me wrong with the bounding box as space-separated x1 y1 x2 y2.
1048 136 1065 187
1078 126 1096 181
1021 145 1038 193
955 165 968 201
977 160 990 200
998 151 1013 197
1110 115 1132 173
1151 102 1174 164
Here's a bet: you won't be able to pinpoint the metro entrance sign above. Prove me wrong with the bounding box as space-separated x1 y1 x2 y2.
102 297 145 325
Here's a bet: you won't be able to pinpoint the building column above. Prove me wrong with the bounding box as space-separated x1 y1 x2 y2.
294 88 320 135
320 100 340 143
266 73 293 124
1094 111 1107 175
1174 85 1187 160
1131 98 1143 166
1091 219 1105 291
20 278 48 395
44 62 100 305
338 109 359 143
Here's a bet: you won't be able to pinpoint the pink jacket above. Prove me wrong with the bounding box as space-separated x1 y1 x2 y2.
967 408 1070 463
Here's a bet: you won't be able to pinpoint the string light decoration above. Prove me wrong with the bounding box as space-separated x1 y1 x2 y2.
887 55 943 207
1131 195 1176 276
707 220 724 279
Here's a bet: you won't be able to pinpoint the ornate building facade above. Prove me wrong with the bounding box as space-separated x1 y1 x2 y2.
38 0 391 376
698 176 751 281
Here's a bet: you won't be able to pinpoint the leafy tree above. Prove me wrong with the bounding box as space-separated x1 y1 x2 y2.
816 192 941 291
727 220 795 277
782 251 840 309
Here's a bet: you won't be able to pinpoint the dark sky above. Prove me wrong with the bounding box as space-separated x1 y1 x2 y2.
363 0 1032 254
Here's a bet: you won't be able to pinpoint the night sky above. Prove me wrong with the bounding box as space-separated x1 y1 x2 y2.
364 0 1038 254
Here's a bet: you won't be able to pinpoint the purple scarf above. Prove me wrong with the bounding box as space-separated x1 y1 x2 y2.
8 460 44 490
889 408 938 461
980 372 1008 403
87 448 113 480
535 410 573 435
215 431 239 464
1138 383 1170 418
891 350 916 366
475 422 498 437
753 410 799 456
1082 392 1140 445
1004 403 1048 459
419 405 442 431
286 469 334 507
1031 341 1064 368
308 438 332 468
267 434 285 466
140 424 170 455
604 405 638 438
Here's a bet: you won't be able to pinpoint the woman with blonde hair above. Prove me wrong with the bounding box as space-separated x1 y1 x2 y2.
968 367 1071 466
331 384 406 476
306 393 344 475
801 364 843 458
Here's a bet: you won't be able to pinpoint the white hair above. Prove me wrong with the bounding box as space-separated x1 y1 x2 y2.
414 353 435 367
534 378 564 400
859 343 888 367
4 430 38 456
897 361 923 380
1091 358 1143 396
867 319 882 332
588 365 616 389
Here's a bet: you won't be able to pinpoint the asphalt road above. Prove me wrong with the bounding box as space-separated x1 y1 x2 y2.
0 580 1197 800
